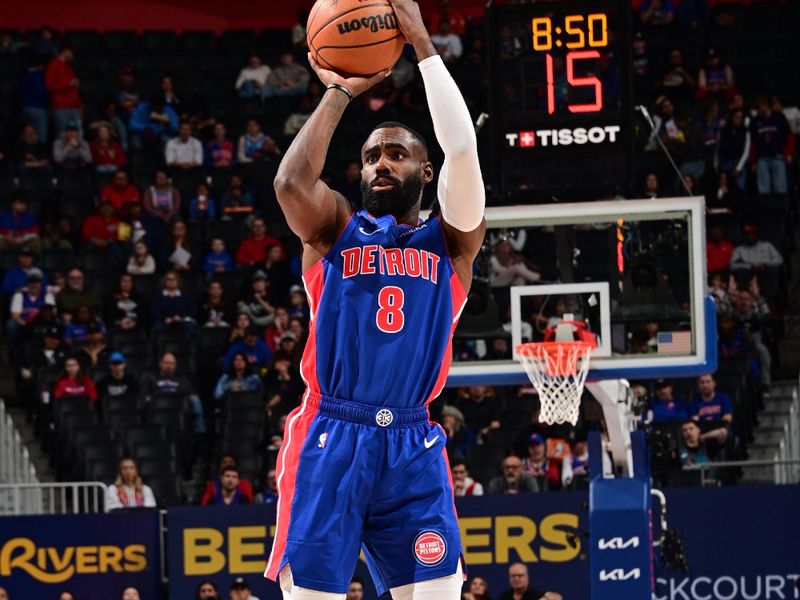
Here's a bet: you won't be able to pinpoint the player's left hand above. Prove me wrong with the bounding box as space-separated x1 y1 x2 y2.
387 0 427 40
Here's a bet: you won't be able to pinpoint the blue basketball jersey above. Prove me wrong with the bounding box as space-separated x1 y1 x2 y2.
300 209 467 408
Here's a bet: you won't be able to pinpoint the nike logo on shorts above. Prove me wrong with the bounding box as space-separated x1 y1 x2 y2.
424 435 440 449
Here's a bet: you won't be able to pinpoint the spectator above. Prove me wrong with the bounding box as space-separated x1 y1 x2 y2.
7 271 54 341
334 160 362 207
121 588 141 600
456 386 501 442
264 52 310 98
64 304 105 345
648 379 688 422
490 239 541 287
441 405 469 460
19 325 66 394
733 287 772 386
214 352 263 399
772 95 800 136
709 171 747 215
237 119 278 164
57 268 102 316
523 434 561 491
19 54 48 142
122 199 153 246
631 32 653 103
106 273 146 331
129 96 179 150
235 218 282 267
151 271 197 333
0 192 41 253
188 183 217 222
139 352 204 434
143 170 181 223
680 419 710 466
229 312 253 345
264 350 302 427
264 307 290 352
105 458 157 510
203 466 252 506
238 271 276 327
750 96 794 195
159 74 181 108
430 19 463 63
15 124 50 173
430 0 467 36
57 592 75 600
31 26 58 57
292 9 310 48
262 245 290 299
88 99 129 152
165 122 203 171
203 238 235 275
463 576 492 600
640 0 675 27
99 171 142 214
706 225 734 275
224 326 272 371
487 455 539 494
346 578 364 600
90 124 127 173
220 174 255 220
730 224 783 293
236 54 272 100
283 96 313 137
127 240 157 275
159 220 197 271
498 563 562 600
255 469 278 505
53 122 92 170
200 454 255 505
76 321 111 369
116 66 140 116
690 374 732 446
697 48 735 104
717 108 750 191
451 459 483 496
96 352 139 403
199 280 233 327
658 49 696 109
497 25 522 60
229 577 259 600
52 356 97 402
195 581 221 600
288 285 310 320
80 199 121 248
2 247 45 295
45 46 82 137
205 122 235 169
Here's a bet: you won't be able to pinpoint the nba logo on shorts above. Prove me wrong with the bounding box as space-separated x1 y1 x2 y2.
318 432 328 448
413 531 447 567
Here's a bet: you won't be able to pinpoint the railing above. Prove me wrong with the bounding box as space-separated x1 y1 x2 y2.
0 399 37 485
684 459 800 487
0 482 107 515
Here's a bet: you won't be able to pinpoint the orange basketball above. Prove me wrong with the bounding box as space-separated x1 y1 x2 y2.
307 0 405 77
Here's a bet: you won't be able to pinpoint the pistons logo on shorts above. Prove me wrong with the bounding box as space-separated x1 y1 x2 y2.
413 531 447 567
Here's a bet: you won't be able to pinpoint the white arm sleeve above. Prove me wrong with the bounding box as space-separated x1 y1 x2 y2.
418 55 485 232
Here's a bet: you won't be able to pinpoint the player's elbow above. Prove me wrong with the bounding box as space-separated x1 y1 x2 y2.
273 174 297 198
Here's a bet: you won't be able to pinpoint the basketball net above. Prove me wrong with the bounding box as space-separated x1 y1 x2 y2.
515 316 597 425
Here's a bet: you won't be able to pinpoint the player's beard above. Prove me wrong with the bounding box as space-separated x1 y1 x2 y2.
361 172 423 219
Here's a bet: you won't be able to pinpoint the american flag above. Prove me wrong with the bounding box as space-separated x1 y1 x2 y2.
657 331 692 354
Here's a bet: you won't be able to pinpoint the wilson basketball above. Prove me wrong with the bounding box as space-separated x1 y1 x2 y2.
307 0 405 77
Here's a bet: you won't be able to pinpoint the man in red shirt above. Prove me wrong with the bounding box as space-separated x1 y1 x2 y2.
234 217 284 267
706 224 734 275
81 199 121 248
45 46 83 138
99 170 141 215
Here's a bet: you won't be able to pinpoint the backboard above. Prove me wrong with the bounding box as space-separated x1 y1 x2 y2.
443 196 717 386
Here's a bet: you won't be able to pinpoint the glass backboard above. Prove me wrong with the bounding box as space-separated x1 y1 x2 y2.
440 196 717 385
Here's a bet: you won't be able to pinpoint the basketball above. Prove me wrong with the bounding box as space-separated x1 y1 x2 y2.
306 0 406 76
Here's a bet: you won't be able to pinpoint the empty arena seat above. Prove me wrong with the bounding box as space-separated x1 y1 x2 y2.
138 457 179 480
124 424 168 453
141 30 178 53
181 30 216 54
42 248 77 274
148 474 184 507
133 441 179 462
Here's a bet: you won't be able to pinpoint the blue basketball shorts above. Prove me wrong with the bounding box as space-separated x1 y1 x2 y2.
264 391 464 595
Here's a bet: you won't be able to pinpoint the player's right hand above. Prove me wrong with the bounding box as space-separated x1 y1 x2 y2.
307 53 391 99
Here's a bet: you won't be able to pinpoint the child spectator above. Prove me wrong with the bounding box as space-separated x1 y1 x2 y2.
151 271 197 334
220 174 254 220
127 240 156 275
680 420 710 466
188 183 217 222
0 192 41 253
90 124 127 173
199 280 234 328
203 238 234 274
205 122 235 169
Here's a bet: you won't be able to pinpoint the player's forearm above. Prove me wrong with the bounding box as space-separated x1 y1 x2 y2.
404 25 437 61
420 56 476 157
274 91 349 194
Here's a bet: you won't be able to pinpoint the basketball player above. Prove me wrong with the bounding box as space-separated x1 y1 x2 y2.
264 1 485 598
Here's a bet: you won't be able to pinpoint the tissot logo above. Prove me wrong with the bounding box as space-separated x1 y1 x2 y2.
598 536 640 550
599 568 641 581
506 125 621 147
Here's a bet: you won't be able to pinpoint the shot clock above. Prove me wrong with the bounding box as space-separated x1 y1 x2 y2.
487 0 633 200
